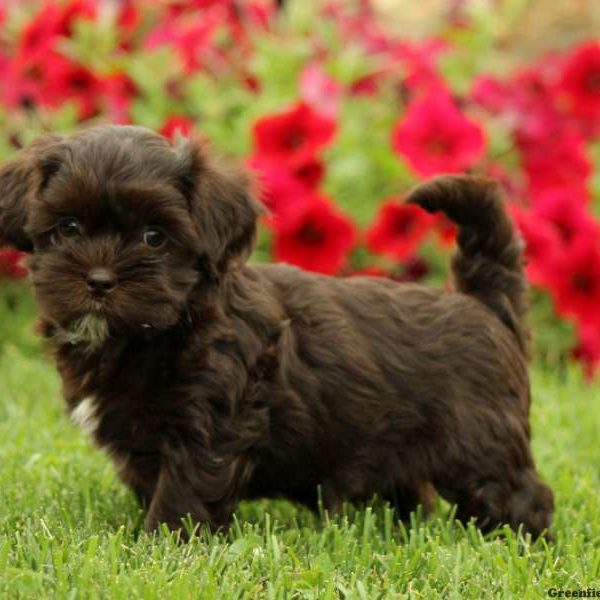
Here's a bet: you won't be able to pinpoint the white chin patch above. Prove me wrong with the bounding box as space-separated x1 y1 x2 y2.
70 396 100 437
65 314 110 349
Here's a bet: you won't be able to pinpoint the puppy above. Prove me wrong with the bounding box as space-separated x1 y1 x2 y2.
0 126 554 538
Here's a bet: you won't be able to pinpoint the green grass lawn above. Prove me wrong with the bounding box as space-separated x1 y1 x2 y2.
1 284 599 599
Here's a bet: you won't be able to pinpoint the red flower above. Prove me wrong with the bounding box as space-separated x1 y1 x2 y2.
323 2 392 54
391 39 449 96
159 115 196 140
433 213 457 247
472 64 564 145
348 266 390 278
168 0 234 14
247 157 306 220
532 188 598 245
572 323 600 380
17 0 96 60
251 154 324 197
252 102 336 165
2 52 101 119
144 12 220 74
351 73 380 97
18 5 60 59
102 73 138 124
54 59 102 120
392 92 485 176
512 207 561 287
546 234 600 326
1 55 47 110
519 131 592 198
559 41 600 132
348 258 429 282
397 256 430 282
366 201 434 261
299 62 342 119
471 75 511 114
288 156 324 191
0 249 27 279
116 0 141 48
510 67 564 142
273 196 356 275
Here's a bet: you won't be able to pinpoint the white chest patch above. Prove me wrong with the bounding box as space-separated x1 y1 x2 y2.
70 396 100 437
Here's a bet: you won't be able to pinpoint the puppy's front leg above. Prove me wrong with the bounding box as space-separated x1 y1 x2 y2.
144 448 238 538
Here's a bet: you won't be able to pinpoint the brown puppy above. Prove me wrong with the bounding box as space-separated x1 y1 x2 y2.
0 126 554 538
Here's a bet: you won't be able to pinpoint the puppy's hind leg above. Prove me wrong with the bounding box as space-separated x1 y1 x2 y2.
439 463 554 540
384 481 437 521
504 468 554 540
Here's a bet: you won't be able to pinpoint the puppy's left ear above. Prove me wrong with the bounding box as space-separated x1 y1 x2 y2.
0 155 39 252
0 134 64 251
175 137 266 272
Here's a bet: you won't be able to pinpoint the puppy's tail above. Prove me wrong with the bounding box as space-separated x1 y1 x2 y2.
405 175 528 351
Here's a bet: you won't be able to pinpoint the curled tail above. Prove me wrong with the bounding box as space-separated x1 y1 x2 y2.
406 175 528 352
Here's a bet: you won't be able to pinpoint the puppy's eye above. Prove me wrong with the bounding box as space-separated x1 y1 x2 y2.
143 228 166 248
56 218 81 239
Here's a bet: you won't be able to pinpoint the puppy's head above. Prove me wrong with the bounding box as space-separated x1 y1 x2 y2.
0 126 263 343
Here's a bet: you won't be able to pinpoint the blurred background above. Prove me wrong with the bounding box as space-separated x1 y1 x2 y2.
1 0 599 378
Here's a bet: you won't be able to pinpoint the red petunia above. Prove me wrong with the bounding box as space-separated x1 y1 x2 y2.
519 131 592 198
532 188 598 245
572 323 600 380
471 75 511 114
366 201 434 261
471 64 564 146
252 102 337 166
144 11 220 74
116 0 141 48
397 256 430 282
348 266 390 278
392 91 485 176
102 73 138 124
511 206 561 287
17 0 96 61
1 55 47 110
247 157 306 220
54 59 102 120
433 213 457 248
2 51 101 119
299 62 342 119
0 249 27 279
559 41 600 133
546 234 600 327
251 154 324 197
350 72 380 97
288 156 324 191
323 1 392 55
159 115 196 140
390 39 449 97
272 196 356 275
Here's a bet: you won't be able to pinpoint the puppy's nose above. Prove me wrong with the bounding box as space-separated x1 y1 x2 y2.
86 268 116 296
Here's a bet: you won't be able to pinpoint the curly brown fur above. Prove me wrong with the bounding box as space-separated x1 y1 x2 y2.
0 125 554 539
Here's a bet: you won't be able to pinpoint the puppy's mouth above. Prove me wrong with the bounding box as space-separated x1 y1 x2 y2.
50 292 117 348
87 298 118 316
57 313 111 349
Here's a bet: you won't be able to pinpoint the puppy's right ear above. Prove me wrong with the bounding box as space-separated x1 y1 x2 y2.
174 136 266 273
0 135 64 252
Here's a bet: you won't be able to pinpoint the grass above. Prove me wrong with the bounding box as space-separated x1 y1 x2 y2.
1 284 600 599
